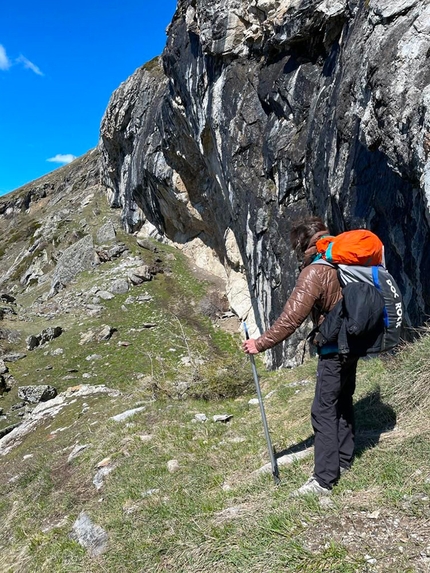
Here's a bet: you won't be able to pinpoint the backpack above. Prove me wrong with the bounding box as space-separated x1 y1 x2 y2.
313 230 403 355
315 229 384 266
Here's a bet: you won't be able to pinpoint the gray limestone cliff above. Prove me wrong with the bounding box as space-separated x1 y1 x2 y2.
99 0 430 368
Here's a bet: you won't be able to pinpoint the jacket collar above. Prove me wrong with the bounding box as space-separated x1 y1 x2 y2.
301 230 330 268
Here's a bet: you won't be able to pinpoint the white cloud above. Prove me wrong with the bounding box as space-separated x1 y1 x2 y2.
0 45 44 75
16 55 44 76
0 44 11 70
47 154 77 165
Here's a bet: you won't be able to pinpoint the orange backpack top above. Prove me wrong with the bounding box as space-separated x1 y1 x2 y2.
315 229 383 266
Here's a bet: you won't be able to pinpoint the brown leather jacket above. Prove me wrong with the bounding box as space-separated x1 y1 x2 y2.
255 262 342 352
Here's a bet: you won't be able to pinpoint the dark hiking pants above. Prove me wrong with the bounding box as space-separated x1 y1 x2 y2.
312 354 359 489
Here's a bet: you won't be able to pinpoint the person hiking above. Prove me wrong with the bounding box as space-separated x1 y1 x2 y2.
242 216 360 496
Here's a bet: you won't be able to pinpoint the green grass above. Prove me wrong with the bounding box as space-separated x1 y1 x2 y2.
3 331 430 572
1 191 430 572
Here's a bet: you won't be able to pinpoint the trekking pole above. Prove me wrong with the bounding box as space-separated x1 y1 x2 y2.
243 322 280 485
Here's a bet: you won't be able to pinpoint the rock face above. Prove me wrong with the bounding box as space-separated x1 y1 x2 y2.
99 0 430 367
26 327 63 350
50 235 98 295
18 385 58 404
0 150 101 292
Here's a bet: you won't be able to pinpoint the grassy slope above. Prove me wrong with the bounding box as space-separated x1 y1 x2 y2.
0 193 429 572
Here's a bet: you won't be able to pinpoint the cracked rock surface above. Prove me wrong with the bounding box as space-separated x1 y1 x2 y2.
98 0 430 368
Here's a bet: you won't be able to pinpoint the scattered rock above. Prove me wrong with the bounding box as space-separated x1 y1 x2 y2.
79 325 117 345
110 279 129 295
86 354 102 361
0 294 16 303
285 379 313 388
68 443 90 463
51 348 64 356
195 413 208 422
2 353 26 362
93 464 115 490
128 265 152 284
0 306 17 318
26 326 63 350
97 290 115 300
26 335 40 350
18 385 58 404
213 414 233 423
142 488 160 497
110 406 146 422
137 238 158 252
137 294 152 302
0 360 8 375
167 459 180 473
85 305 104 317
96 250 111 263
0 375 9 396
252 447 314 478
96 220 116 244
71 511 108 556
0 385 121 455
319 497 335 509
0 328 21 344
108 244 128 259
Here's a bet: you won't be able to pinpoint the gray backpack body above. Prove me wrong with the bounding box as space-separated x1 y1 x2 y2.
314 261 403 354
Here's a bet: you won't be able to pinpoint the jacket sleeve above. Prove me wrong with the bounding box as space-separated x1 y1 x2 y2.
255 266 324 352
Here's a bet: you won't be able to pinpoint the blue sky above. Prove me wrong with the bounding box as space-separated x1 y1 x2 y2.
0 1 177 196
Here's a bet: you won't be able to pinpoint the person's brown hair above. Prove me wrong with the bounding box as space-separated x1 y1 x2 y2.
290 216 328 257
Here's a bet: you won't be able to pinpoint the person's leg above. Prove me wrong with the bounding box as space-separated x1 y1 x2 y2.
338 355 359 470
311 355 342 489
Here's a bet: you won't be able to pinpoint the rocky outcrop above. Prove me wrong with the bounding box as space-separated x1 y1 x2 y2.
49 235 98 296
0 150 102 292
0 150 100 219
26 327 63 350
17 385 58 404
99 0 430 367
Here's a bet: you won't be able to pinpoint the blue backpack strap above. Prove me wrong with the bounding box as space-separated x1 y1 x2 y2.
325 242 334 263
372 266 389 327
372 266 380 288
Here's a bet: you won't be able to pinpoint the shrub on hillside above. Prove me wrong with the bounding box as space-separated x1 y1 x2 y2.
187 356 254 401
